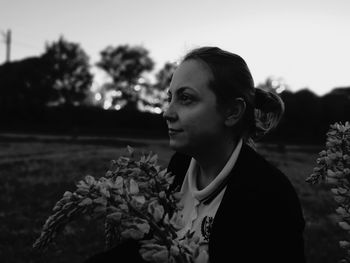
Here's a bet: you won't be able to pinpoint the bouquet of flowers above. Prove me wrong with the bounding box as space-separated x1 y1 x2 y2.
306 122 350 262
33 146 205 263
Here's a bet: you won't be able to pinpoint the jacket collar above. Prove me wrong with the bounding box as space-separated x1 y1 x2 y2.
169 143 259 196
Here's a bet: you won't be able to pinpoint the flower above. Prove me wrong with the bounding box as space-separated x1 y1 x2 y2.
33 146 202 262
306 122 350 262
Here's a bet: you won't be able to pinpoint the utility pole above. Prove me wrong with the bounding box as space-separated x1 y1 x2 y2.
2 29 11 63
5 29 11 62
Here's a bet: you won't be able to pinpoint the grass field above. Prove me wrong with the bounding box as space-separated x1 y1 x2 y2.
0 134 345 263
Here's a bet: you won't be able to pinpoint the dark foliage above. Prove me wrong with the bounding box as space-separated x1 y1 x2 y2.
41 36 93 106
0 52 349 143
0 36 93 110
265 88 350 144
96 45 154 110
0 57 52 109
0 106 168 138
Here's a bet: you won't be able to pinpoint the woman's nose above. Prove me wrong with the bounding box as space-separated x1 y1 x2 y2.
162 102 177 122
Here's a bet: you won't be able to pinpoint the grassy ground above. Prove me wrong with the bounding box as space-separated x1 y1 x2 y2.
0 134 345 262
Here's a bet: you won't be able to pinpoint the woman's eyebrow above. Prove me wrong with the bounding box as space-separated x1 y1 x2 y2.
168 86 195 96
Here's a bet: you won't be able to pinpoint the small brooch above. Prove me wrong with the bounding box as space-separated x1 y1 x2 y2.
201 216 214 241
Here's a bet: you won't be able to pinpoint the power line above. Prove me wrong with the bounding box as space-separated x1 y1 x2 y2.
1 29 45 62
12 40 42 50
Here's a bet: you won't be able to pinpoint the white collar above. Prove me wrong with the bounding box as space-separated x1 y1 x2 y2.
187 139 243 202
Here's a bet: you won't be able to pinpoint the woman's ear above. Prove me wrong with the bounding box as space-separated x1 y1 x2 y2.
224 98 246 127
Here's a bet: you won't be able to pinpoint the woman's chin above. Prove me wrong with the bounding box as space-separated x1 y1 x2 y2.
168 139 193 155
169 139 185 152
168 140 179 150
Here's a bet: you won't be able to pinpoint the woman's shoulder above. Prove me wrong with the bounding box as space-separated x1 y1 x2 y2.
239 144 294 189
234 144 305 226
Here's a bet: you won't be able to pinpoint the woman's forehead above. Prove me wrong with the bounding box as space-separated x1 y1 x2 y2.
169 60 212 92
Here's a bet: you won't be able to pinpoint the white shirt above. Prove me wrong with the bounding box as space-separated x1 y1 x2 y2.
177 139 243 245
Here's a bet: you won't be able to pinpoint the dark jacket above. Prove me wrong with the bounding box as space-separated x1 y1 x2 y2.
168 143 306 263
85 144 306 263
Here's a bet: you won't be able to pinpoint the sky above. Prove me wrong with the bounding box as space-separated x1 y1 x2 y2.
0 0 349 95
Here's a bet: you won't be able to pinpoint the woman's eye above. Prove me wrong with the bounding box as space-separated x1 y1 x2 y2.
166 96 172 103
180 94 192 103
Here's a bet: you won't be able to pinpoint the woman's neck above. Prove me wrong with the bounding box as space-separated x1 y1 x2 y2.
194 137 238 190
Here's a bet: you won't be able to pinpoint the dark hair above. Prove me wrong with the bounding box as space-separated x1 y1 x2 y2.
182 46 284 144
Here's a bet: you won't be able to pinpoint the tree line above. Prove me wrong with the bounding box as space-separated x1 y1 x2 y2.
0 36 175 111
0 36 349 143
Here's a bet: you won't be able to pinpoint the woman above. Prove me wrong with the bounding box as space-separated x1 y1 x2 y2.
86 46 305 263
164 46 305 263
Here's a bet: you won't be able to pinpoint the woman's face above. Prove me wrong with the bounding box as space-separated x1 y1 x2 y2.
163 59 229 155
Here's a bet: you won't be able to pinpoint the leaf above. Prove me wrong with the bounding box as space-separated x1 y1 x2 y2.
170 245 180 257
327 169 336 177
158 191 166 199
140 248 159 262
114 176 124 189
331 188 339 195
194 249 209 263
165 174 175 186
135 222 150 234
127 145 134 156
141 243 167 250
52 204 62 212
67 207 79 218
170 212 185 230
93 206 106 214
76 188 89 196
339 240 350 249
338 187 348 195
129 179 139 195
105 171 113 177
118 203 129 213
154 165 161 172
62 202 74 210
152 204 164 222
334 195 346 203
129 168 142 177
107 212 122 222
93 197 107 206
140 155 146 163
149 154 158 164
63 191 73 198
121 229 144 240
99 186 110 198
326 177 339 185
152 249 169 263
84 175 96 185
172 191 183 200
78 198 92 207
132 195 146 204
339 221 350 231
158 169 167 178
336 207 348 216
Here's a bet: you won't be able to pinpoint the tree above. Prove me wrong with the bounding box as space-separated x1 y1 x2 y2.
42 36 93 107
154 62 177 90
96 45 154 110
136 62 176 113
0 57 51 110
285 89 322 140
322 89 350 126
257 77 289 94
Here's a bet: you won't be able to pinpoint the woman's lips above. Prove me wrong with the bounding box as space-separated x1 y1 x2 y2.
168 128 183 135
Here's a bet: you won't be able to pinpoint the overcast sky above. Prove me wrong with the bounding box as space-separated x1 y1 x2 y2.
1 0 349 95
